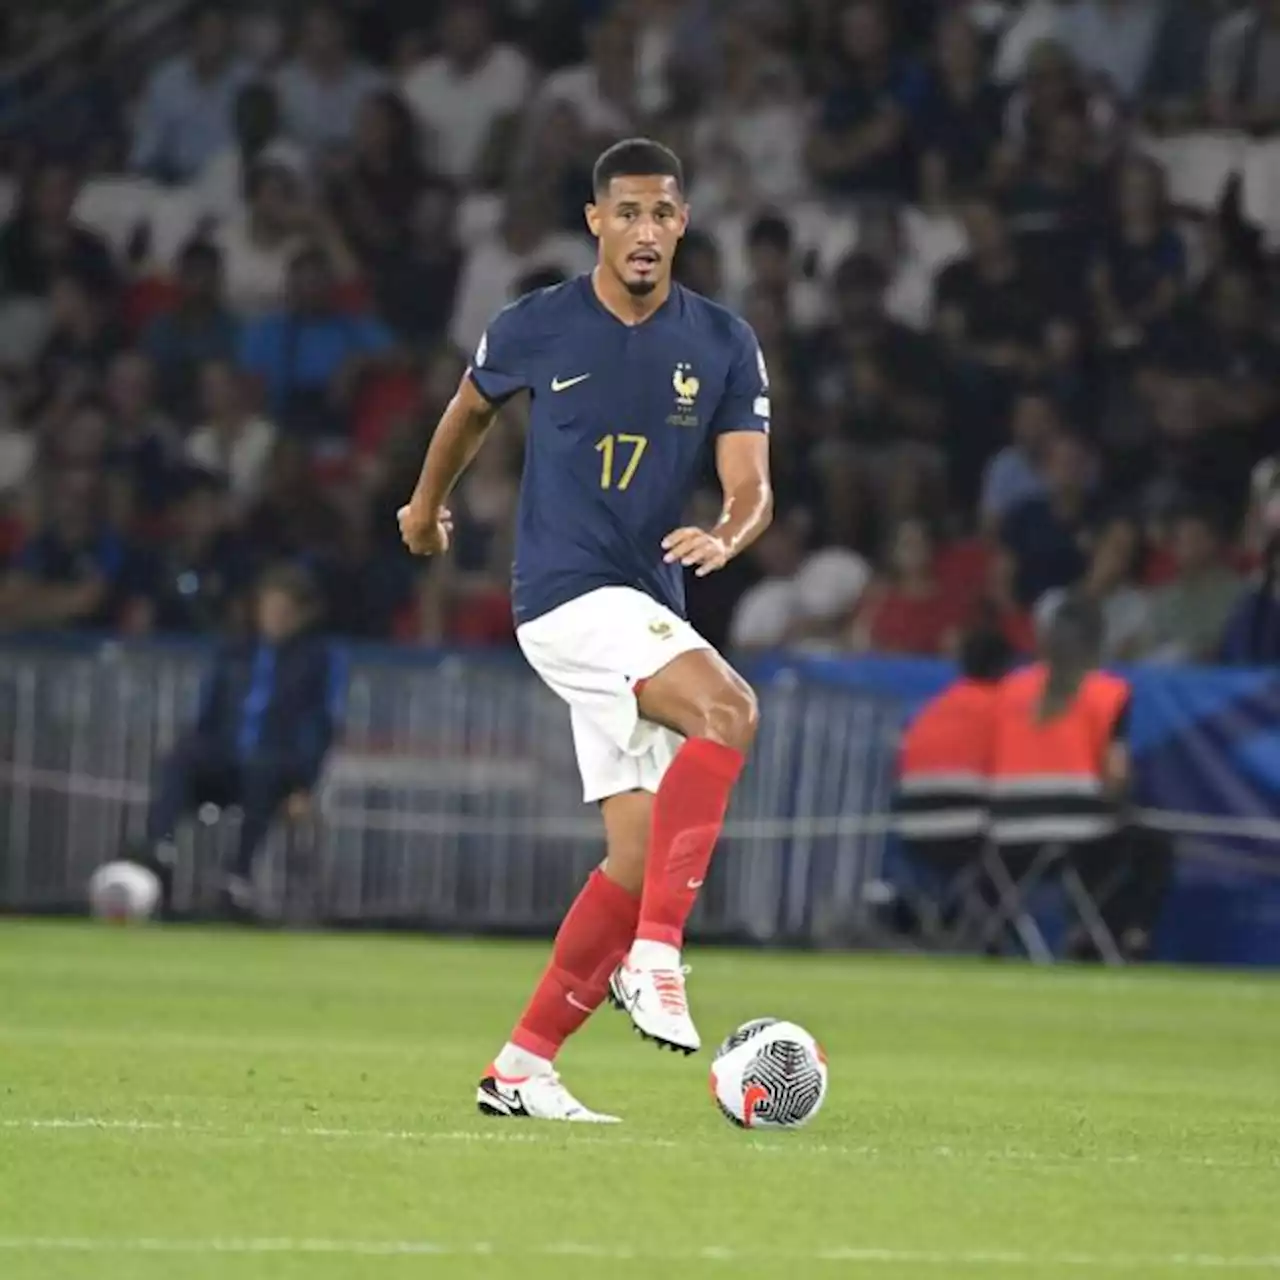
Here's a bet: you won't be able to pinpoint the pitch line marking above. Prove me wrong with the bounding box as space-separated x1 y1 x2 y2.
0 1238 1278 1269
2 1117 1278 1170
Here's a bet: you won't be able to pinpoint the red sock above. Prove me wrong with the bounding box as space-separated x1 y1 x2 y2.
636 738 745 950
511 868 639 1062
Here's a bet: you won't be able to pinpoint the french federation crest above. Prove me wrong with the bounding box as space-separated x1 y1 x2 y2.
673 363 700 409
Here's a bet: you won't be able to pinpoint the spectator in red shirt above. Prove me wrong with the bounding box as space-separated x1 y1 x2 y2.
852 517 964 656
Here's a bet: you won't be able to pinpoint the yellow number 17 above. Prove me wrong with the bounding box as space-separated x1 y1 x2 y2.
595 433 648 491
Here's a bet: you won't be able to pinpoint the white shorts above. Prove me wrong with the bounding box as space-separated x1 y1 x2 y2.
516 586 711 803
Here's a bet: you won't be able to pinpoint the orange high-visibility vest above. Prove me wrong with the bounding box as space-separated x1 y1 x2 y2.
989 664 1130 844
896 678 1000 839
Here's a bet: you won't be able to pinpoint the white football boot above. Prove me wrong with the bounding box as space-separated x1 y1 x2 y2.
608 947 701 1055
476 1066 620 1123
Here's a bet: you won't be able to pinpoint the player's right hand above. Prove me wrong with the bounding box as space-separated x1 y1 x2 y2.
397 503 453 556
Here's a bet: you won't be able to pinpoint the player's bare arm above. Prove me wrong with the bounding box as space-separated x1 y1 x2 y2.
663 432 772 578
398 376 499 557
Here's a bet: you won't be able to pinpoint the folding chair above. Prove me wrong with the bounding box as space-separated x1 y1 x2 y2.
1059 854 1128 967
976 841 1063 964
893 830 995 953
975 840 1126 965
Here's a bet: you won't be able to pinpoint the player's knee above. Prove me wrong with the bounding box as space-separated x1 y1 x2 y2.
699 679 759 754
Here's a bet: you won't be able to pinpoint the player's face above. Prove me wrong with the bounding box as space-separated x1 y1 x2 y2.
586 175 688 297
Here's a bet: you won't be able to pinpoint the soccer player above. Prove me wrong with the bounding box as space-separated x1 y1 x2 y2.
398 139 772 1122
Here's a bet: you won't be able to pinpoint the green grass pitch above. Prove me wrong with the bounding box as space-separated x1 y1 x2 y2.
1 921 1279 1279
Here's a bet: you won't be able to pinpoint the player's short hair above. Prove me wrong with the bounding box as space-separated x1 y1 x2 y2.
592 138 684 198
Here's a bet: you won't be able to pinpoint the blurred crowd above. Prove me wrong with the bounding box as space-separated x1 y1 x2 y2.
2 0 1280 663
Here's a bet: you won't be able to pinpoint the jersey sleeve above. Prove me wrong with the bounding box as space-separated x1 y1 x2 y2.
709 319 771 437
467 302 533 405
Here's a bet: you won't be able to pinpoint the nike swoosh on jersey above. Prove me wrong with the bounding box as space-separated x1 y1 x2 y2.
551 374 591 392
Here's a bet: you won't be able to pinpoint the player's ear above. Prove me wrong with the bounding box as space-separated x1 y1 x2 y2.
677 203 690 239
584 201 602 239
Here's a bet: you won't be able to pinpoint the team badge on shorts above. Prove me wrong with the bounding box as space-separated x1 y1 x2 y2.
649 619 674 639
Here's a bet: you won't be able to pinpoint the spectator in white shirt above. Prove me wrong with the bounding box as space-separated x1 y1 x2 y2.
196 81 309 223
275 2 385 160
130 5 252 183
855 201 948 334
401 0 532 184
186 358 278 510
449 190 595 355
529 14 637 146
689 23 809 214
1061 0 1166 103
212 160 310 317
994 0 1073 85
730 516 872 654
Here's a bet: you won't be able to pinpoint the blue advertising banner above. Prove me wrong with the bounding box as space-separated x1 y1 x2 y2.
744 655 1280 966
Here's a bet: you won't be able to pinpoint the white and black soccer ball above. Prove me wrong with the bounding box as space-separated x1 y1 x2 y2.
88 861 161 923
710 1018 828 1130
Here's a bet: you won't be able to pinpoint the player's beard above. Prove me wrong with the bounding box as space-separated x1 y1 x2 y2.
624 276 658 297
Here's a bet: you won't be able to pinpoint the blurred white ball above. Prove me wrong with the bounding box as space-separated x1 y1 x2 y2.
88 861 161 923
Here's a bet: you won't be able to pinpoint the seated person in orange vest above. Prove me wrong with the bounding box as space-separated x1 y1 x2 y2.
990 595 1171 961
895 627 1012 935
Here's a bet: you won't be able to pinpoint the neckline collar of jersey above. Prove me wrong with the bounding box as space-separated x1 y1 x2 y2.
580 271 679 330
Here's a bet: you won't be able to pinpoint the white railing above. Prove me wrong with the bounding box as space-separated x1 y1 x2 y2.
0 642 896 939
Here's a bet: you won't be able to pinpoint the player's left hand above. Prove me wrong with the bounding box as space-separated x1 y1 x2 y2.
398 503 453 556
662 527 730 577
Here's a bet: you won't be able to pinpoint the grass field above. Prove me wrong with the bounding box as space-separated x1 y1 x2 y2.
1 922 1279 1279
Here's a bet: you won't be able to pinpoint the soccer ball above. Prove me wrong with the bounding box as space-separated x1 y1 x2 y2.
710 1018 828 1130
88 861 161 923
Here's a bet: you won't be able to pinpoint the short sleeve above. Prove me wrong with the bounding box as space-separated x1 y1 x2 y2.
709 320 770 437
467 302 534 405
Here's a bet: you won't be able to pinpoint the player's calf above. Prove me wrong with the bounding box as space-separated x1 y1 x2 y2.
616 651 755 1055
477 868 638 1116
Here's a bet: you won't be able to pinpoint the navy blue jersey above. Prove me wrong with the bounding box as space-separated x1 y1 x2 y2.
468 275 770 625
